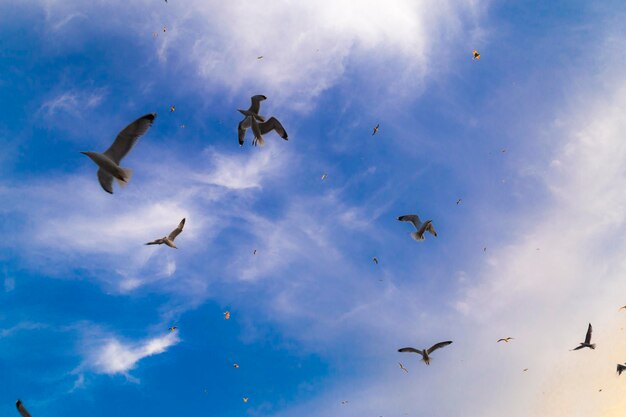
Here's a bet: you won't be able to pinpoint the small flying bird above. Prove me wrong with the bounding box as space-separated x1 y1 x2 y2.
242 397 249 403
169 105 175 112
572 323 595 350
523 368 528 372
373 257 379 264
619 305 626 311
145 218 186 249
341 401 349 405
233 363 240 368
398 362 408 373
397 215 437 241
456 198 462 205
321 173 327 180
168 326 177 332
253 249 257 255
497 337 514 343
617 363 626 375
472 50 480 60
372 124 380 135
224 311 231 320
483 247 487 252
257 56 263 60
81 113 156 194
398 341 452 365
237 95 288 146
16 400 32 417
163 26 167 32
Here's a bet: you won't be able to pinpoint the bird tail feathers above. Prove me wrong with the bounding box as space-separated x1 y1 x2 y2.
590 344 596 349
411 232 425 241
116 168 133 187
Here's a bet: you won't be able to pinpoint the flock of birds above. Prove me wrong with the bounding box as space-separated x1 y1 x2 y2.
9 11 626 414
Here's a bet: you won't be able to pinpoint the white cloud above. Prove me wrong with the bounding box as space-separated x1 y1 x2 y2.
39 88 106 117
84 332 179 377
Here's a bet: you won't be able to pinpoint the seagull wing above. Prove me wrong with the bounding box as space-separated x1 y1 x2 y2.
259 117 288 140
398 347 423 355
618 364 626 375
103 113 156 164
97 168 114 194
572 345 585 350
16 400 32 417
427 341 453 354
168 218 185 241
397 215 421 230
145 239 162 245
584 323 592 344
238 119 248 146
247 95 267 114
426 222 438 237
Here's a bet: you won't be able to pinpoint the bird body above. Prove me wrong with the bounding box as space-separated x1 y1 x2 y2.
398 341 452 365
146 218 185 249
397 215 437 241
372 124 379 135
617 363 626 375
81 113 156 194
573 323 595 350
497 337 514 343
472 50 481 60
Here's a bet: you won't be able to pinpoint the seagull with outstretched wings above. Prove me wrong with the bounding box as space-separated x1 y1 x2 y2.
398 341 452 365
81 113 156 194
146 218 186 249
572 323 595 350
237 95 288 146
397 214 437 241
497 337 514 343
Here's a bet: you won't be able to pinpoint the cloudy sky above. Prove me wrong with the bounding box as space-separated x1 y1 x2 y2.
2 1 626 416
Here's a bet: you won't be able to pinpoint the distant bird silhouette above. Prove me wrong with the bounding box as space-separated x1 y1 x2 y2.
617 363 626 375
372 124 380 135
237 95 288 146
168 326 177 332
146 218 186 249
81 113 156 194
398 341 452 365
257 56 263 60
398 362 408 373
497 337 514 343
224 311 231 320
16 400 32 417
397 215 437 241
321 173 327 180
620 306 626 311
456 198 462 205
572 323 595 350
373 257 379 264
243 397 249 403
472 50 480 60
233 363 240 368
169 105 175 112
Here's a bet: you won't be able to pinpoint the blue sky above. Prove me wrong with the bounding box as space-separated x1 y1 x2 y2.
2 1 626 416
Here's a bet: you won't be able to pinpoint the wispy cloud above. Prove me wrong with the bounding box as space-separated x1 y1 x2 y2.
82 331 180 379
39 88 106 117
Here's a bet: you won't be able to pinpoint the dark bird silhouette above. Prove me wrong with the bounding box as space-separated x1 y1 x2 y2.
146 218 186 249
572 323 595 350
397 215 437 241
16 400 32 417
398 341 452 365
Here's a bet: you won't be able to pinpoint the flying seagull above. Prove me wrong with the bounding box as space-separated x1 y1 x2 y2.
224 311 231 320
233 363 240 368
572 323 595 350
398 362 408 373
456 198 462 205
617 363 626 375
497 337 514 343
81 113 156 194
472 50 481 60
16 400 32 417
168 326 177 332
619 306 626 311
321 173 327 180
243 397 249 403
170 105 175 112
145 218 186 249
398 341 452 365
373 257 379 265
372 124 380 135
237 95 288 146
397 215 437 241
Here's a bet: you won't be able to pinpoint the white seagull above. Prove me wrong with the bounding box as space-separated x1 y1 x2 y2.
398 341 452 365
16 400 32 417
572 323 595 350
146 218 186 249
237 95 288 146
397 214 437 241
81 113 156 194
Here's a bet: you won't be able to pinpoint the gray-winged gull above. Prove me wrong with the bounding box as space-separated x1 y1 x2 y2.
398 341 452 365
81 113 156 194
237 95 288 146
146 218 185 249
397 214 437 241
